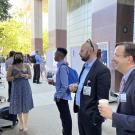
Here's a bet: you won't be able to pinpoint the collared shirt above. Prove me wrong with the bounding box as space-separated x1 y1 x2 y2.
35 54 43 64
122 67 135 83
76 58 97 106
119 67 135 94
112 67 135 130
54 60 71 100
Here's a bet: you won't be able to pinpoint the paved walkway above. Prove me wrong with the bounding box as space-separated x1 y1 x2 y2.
0 78 116 135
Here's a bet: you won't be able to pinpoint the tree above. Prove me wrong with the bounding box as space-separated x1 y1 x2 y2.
0 0 11 21
0 19 31 55
43 31 48 54
0 6 48 56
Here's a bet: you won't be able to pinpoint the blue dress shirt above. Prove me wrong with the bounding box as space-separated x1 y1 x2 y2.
76 58 97 106
35 54 42 64
54 60 72 100
122 67 135 83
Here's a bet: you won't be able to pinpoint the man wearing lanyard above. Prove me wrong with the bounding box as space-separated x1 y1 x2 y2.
99 43 135 135
72 39 111 135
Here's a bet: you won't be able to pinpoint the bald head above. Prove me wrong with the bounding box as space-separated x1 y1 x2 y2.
82 42 91 50
79 40 97 62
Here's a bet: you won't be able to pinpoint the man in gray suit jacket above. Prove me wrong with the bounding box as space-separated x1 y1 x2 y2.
99 42 135 135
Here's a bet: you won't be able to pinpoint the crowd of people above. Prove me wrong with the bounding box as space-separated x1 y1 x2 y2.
2 40 135 135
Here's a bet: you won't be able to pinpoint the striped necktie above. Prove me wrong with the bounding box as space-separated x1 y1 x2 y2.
116 78 126 111
119 78 125 93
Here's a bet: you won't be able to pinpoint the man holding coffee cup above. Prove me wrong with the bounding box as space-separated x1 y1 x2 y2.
72 39 111 135
99 43 135 135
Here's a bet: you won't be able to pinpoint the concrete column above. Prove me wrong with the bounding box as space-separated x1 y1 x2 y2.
31 0 43 54
48 0 67 49
46 0 67 71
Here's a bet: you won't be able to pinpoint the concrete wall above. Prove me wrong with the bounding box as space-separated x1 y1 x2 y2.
67 0 92 49
31 0 43 54
48 0 67 49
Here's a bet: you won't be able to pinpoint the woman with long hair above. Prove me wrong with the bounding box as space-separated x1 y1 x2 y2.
6 52 34 132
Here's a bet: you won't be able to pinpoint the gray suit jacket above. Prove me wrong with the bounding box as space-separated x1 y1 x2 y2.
112 69 135 135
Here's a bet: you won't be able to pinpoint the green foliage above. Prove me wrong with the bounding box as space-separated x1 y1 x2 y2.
43 30 48 54
0 4 48 56
0 19 31 55
43 0 48 13
0 0 11 21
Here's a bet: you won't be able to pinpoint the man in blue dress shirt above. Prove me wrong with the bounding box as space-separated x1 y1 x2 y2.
33 50 42 84
48 48 72 135
72 39 111 135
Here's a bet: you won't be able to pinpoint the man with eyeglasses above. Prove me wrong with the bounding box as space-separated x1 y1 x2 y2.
71 39 111 135
99 42 135 135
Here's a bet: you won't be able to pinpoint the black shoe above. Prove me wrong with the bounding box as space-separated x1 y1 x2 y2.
0 127 3 132
37 82 42 84
33 81 36 83
13 120 18 126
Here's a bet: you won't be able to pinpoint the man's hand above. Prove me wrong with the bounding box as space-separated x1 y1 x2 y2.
69 83 78 93
98 105 113 120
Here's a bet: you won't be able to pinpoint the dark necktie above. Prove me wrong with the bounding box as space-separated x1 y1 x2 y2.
119 78 125 93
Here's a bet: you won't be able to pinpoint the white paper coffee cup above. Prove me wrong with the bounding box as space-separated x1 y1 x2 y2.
99 99 109 106
48 78 53 81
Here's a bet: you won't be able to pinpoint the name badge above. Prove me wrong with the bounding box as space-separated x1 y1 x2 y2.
120 93 127 102
83 86 91 96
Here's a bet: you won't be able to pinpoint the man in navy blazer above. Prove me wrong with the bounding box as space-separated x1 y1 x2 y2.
99 42 135 135
71 39 111 135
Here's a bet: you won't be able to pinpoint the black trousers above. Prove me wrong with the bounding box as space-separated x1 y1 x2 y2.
8 81 18 125
33 64 40 83
56 99 72 135
8 81 12 101
78 112 101 135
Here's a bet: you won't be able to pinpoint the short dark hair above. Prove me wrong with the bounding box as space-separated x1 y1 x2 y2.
9 51 15 57
116 42 135 63
57 48 67 57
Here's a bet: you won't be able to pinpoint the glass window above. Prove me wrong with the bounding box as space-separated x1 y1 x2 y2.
67 0 93 48
68 0 81 13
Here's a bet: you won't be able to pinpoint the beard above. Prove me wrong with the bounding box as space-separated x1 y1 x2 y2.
81 56 89 62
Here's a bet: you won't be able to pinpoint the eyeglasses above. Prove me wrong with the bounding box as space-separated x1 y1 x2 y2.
86 39 94 51
113 53 129 58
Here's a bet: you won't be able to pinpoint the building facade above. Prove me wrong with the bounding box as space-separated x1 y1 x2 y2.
33 0 134 92
66 0 134 92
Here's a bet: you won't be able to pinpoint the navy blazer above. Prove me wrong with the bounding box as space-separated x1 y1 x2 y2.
74 59 111 125
112 69 135 135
